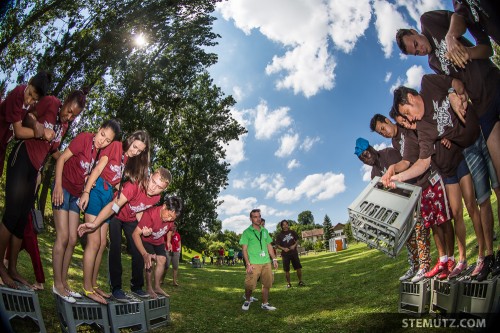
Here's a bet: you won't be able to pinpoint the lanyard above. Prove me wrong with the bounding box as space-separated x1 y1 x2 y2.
253 229 263 251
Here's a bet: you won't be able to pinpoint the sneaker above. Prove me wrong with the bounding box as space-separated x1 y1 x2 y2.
424 261 445 278
471 257 484 277
261 303 277 311
411 269 427 283
131 289 150 299
476 254 494 282
399 267 417 281
242 301 250 311
286 283 292 288
448 261 467 279
447 259 456 272
491 251 500 277
437 265 450 280
112 289 129 303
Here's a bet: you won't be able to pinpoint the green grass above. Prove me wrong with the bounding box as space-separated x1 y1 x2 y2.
6 195 500 332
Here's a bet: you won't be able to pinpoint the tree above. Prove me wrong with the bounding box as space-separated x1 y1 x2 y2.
322 214 333 250
298 210 314 225
344 222 355 243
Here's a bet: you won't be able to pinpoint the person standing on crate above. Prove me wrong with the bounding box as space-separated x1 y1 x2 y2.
77 167 171 302
388 75 495 281
395 10 499 282
275 220 305 288
240 209 279 311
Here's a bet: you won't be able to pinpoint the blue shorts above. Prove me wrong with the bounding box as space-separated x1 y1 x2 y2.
443 159 470 185
86 177 114 222
463 134 497 205
52 185 80 214
479 81 500 141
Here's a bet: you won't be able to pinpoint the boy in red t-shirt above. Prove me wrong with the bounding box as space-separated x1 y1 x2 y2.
132 196 182 298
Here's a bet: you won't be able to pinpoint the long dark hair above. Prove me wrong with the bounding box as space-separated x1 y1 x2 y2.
122 130 150 191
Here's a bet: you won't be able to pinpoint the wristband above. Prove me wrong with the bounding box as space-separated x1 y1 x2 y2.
112 202 120 214
272 258 278 261
447 87 456 95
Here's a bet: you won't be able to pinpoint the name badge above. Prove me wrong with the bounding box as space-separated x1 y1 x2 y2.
428 170 441 186
260 251 266 257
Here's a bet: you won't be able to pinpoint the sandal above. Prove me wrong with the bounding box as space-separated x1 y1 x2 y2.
93 286 111 298
83 287 107 305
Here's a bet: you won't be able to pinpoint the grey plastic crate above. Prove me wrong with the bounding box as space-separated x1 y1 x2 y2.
54 294 110 333
0 285 46 333
430 266 474 317
144 295 170 330
107 294 147 332
348 176 421 258
456 275 498 319
399 278 431 316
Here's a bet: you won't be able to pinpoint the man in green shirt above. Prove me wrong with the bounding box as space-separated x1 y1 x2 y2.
240 209 279 311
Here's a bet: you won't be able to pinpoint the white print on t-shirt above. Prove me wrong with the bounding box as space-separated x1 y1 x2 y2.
465 0 481 22
80 159 94 175
109 163 123 182
45 121 64 143
399 132 405 157
151 225 169 241
129 202 153 214
432 97 453 136
282 233 294 244
432 37 457 75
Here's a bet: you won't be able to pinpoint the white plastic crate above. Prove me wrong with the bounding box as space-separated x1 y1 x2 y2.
0 285 46 333
399 278 431 316
456 275 498 319
348 176 421 258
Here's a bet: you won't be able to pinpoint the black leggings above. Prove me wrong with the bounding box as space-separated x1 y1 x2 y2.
2 141 38 239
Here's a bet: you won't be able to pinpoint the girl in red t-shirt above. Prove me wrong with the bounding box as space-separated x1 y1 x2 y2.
51 119 119 303
0 87 87 290
0 71 52 176
78 130 150 304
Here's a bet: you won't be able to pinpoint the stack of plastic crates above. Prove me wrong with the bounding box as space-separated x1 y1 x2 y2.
144 295 170 330
430 266 474 317
455 275 498 321
399 278 431 316
107 294 147 332
348 176 422 258
54 293 110 333
0 284 46 332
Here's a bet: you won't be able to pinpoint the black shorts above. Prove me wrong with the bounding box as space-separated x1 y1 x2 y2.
142 241 167 257
282 251 302 272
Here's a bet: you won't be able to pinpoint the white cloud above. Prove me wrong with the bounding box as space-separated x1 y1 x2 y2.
385 72 392 82
275 133 300 158
217 195 257 215
287 159 301 170
327 0 372 53
396 0 444 25
254 100 292 140
390 64 425 93
224 135 246 167
275 172 346 203
373 0 408 58
362 164 372 182
232 86 244 102
233 178 247 189
253 173 285 199
300 136 320 152
221 215 250 234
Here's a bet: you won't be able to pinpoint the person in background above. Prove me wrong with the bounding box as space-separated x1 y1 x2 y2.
276 220 304 288
164 222 182 287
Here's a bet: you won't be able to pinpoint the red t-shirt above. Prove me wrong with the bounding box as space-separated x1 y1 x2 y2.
138 206 174 246
0 85 28 147
170 232 181 252
62 132 99 197
115 181 160 222
25 96 68 171
99 141 128 186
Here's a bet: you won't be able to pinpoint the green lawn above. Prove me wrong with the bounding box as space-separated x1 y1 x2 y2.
5 196 500 332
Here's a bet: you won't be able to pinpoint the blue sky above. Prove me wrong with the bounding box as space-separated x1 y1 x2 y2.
209 0 455 234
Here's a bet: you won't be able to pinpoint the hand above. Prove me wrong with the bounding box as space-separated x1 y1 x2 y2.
283 248 289 253
381 166 395 188
167 243 172 252
143 253 152 269
387 174 403 189
445 35 469 68
52 184 64 206
78 192 90 211
141 226 153 237
440 138 451 149
77 222 97 237
43 128 55 141
273 260 279 269
449 91 468 124
246 264 253 274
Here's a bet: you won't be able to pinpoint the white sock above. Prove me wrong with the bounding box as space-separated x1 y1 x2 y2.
440 255 448 263
449 255 455 262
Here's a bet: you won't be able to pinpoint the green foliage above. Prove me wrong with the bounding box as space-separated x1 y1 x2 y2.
302 239 314 251
313 239 323 251
493 42 499 68
298 210 314 225
322 214 333 249
344 221 355 243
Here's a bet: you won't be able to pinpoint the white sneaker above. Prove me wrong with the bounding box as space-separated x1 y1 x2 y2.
399 267 417 281
261 303 276 311
242 301 250 311
410 269 426 283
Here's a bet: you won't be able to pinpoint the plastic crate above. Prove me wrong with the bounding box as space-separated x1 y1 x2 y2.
192 257 202 268
348 176 421 258
455 275 498 319
144 295 170 330
54 294 110 333
0 285 46 333
430 266 474 316
399 278 431 316
107 294 147 332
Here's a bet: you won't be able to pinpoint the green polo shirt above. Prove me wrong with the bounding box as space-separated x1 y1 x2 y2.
239 225 272 264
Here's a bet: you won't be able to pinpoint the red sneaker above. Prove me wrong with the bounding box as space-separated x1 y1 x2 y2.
447 259 456 272
424 261 444 278
437 265 450 279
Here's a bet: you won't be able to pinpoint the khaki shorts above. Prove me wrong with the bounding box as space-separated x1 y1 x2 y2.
245 263 273 290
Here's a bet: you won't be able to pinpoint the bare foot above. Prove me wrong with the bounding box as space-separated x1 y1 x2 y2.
8 269 31 288
172 281 179 286
147 288 158 299
85 290 107 305
94 287 111 298
154 288 170 298
32 282 44 290
0 267 17 289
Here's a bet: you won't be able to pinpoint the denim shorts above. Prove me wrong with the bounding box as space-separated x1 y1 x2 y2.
443 159 470 185
479 81 500 141
463 133 497 205
86 177 114 221
52 185 80 213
